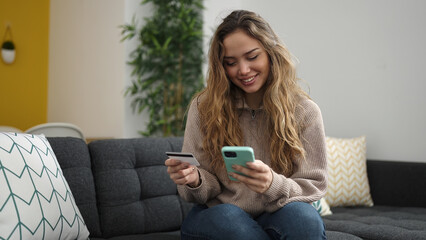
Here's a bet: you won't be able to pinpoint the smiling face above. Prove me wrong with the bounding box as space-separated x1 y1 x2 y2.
223 29 270 108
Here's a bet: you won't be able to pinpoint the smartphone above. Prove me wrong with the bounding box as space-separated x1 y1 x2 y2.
165 152 200 166
221 146 255 181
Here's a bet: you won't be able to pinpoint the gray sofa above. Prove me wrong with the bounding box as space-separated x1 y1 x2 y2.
48 137 426 240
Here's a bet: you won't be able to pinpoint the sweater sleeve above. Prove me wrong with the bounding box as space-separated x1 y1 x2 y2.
177 98 222 204
262 99 328 212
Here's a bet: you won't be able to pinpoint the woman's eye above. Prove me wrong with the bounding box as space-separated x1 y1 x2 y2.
225 62 236 66
248 55 258 61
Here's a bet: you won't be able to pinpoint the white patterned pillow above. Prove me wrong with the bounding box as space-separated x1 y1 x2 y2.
0 132 90 239
312 198 332 216
325 136 373 207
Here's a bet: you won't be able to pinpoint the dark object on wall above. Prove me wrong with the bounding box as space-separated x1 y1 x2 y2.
2 25 16 64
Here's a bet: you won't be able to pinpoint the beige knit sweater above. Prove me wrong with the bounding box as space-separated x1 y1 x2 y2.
177 96 327 217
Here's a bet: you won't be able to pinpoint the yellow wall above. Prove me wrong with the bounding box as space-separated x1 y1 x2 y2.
0 0 50 131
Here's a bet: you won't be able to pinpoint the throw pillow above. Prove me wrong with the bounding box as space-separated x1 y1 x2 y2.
325 136 374 207
312 198 332 216
0 132 90 239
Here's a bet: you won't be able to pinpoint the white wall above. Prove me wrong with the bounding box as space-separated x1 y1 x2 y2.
239 0 426 162
48 0 126 139
49 0 426 162
122 0 152 138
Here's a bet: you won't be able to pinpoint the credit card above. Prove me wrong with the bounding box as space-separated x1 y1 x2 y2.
165 152 200 166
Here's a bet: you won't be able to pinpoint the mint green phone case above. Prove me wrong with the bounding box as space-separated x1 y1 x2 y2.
221 146 255 181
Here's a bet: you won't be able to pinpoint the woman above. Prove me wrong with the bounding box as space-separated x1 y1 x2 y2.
165 10 327 240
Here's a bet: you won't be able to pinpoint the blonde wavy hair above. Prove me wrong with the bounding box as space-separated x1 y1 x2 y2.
196 10 308 176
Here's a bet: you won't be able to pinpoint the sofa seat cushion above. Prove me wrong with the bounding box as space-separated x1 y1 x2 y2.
89 137 193 238
323 206 426 240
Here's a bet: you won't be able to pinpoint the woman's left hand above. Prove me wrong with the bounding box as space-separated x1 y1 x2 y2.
230 160 273 194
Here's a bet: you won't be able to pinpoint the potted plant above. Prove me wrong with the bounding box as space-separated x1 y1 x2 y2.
1 40 15 64
121 0 204 137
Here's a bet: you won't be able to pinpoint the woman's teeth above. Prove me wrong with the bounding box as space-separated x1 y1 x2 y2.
242 76 255 83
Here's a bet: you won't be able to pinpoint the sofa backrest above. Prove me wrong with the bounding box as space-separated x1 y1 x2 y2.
367 160 426 208
88 137 193 238
48 137 102 237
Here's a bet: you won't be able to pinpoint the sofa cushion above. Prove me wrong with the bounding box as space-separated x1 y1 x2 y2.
48 137 102 237
0 133 90 239
323 206 426 239
325 136 373 207
89 137 192 238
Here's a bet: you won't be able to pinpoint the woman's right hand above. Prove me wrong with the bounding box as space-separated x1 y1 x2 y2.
165 158 200 187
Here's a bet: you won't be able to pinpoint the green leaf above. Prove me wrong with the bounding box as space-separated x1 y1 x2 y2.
163 36 172 50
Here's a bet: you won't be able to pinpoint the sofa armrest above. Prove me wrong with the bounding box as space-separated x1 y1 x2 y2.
367 160 426 207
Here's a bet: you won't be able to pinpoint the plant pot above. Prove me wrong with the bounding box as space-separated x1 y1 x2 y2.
1 48 15 64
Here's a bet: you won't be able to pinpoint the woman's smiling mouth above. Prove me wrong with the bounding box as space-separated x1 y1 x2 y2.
240 74 257 85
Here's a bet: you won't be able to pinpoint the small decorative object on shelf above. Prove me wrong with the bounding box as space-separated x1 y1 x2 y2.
2 24 16 64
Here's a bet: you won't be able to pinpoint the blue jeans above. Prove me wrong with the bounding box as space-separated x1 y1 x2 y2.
181 202 326 240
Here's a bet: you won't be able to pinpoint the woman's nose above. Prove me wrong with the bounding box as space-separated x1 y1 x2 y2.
238 62 250 75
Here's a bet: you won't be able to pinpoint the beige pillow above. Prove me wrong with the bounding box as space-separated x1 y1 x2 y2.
325 136 374 207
